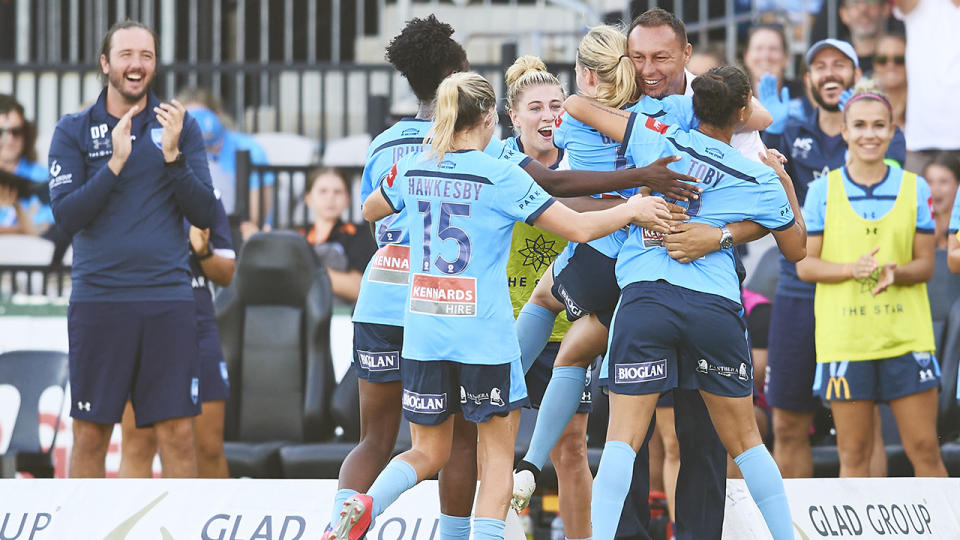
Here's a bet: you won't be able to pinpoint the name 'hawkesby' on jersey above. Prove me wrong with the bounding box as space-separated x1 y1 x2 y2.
380 149 554 365
618 115 795 304
353 119 530 328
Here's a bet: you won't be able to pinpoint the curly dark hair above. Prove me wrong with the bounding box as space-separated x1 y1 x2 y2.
385 15 469 102
0 94 37 163
691 65 751 128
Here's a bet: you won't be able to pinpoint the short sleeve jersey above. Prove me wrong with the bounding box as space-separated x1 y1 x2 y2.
618 117 795 304
352 122 530 327
804 167 935 235
380 149 555 364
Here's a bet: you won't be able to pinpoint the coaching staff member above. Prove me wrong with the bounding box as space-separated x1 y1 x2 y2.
49 20 217 478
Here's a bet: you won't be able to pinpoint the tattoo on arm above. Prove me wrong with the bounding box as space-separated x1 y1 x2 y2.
586 100 632 119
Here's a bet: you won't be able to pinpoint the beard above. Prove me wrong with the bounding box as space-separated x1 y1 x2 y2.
107 67 154 103
809 74 855 112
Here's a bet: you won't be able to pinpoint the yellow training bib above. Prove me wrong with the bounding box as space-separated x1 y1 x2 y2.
507 221 571 342
814 168 934 362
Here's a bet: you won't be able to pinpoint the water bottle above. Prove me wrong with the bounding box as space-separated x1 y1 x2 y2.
550 514 564 540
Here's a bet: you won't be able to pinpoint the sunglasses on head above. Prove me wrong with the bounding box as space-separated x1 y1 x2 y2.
875 55 905 65
0 126 25 138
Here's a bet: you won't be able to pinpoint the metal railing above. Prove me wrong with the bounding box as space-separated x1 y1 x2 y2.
0 265 71 298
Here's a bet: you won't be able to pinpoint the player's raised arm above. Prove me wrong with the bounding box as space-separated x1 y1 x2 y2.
522 155 701 201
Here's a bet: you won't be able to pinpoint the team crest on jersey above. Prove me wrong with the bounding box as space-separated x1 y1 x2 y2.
644 116 669 134
554 110 565 128
150 128 164 150
385 164 398 188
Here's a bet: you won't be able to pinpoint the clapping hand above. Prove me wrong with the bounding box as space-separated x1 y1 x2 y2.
154 99 187 162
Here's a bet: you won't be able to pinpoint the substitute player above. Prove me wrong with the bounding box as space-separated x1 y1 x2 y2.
797 82 947 478
327 71 675 540
593 66 805 540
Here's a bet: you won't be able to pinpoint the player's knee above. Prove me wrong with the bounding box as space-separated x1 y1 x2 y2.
122 431 158 461
772 413 809 442
661 434 680 459
155 418 196 451
72 422 112 456
903 435 941 465
837 439 872 465
194 431 223 463
555 432 588 470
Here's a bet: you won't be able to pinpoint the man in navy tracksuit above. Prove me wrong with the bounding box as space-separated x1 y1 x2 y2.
49 20 217 478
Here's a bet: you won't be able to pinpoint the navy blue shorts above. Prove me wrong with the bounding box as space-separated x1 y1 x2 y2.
68 301 200 427
765 294 819 412
525 342 593 414
813 352 941 402
605 281 753 398
401 358 528 425
551 243 617 328
197 315 230 402
353 322 403 383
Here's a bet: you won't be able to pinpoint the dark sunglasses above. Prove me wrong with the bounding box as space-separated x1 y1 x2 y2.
0 126 25 138
875 55 905 65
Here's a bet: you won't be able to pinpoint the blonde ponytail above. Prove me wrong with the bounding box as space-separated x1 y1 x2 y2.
426 72 497 161
505 55 565 112
577 25 639 109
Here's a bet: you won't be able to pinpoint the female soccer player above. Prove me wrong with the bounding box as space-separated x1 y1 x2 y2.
503 55 592 540
327 71 673 540
797 81 948 478
593 66 806 540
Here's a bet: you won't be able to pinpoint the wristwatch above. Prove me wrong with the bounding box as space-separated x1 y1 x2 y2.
719 227 735 249
164 152 186 168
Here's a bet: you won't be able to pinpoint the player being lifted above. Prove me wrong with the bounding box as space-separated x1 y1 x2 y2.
327 71 677 540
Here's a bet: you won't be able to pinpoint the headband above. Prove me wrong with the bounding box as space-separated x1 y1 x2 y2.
844 93 892 115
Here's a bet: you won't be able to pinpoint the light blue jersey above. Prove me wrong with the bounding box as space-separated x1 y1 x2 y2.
353 120 532 327
551 95 695 259
951 188 960 235
381 149 555 364
617 117 795 304
805 167 935 235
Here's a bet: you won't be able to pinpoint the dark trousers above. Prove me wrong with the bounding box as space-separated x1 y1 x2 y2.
616 389 727 540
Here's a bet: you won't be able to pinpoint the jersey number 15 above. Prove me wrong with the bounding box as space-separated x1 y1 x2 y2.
418 200 472 275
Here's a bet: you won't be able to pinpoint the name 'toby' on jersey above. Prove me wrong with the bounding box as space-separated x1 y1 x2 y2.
617 115 795 304
381 149 554 364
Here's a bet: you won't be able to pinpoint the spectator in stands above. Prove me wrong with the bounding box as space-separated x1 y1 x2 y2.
119 193 235 478
872 33 907 128
924 152 960 249
840 0 893 74
0 94 53 235
893 0 960 172
686 49 723 76
762 38 905 480
745 24 809 132
176 87 274 231
797 81 947 478
298 167 375 303
49 19 216 478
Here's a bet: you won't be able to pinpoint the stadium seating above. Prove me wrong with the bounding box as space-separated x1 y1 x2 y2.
0 350 69 478
215 231 336 477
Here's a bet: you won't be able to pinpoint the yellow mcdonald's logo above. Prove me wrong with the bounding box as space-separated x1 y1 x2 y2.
826 376 851 400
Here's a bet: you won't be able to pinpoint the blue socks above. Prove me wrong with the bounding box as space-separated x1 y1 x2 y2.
330 488 357 525
439 513 471 540
734 444 794 540
516 303 556 373
472 517 505 540
367 459 419 517
591 441 636 540
524 365 587 470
